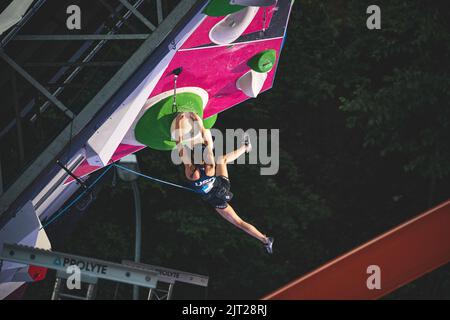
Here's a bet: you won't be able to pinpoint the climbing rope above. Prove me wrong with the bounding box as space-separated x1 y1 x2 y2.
114 163 196 193
40 164 114 229
41 162 196 229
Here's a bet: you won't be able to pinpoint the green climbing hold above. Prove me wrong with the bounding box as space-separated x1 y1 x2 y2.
203 0 245 17
203 114 218 129
248 49 277 73
134 92 217 151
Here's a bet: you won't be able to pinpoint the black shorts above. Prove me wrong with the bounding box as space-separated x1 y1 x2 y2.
201 176 233 209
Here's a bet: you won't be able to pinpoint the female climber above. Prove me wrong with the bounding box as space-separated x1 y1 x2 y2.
174 112 274 254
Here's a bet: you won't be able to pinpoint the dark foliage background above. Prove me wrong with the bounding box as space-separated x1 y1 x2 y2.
26 0 450 299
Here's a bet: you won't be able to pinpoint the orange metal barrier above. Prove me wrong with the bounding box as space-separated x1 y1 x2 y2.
263 200 450 299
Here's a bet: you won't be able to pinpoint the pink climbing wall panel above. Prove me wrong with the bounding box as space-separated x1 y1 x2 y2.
65 1 293 184
151 37 283 119
181 5 276 49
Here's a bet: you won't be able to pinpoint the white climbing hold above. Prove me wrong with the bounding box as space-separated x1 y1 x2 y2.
209 6 260 45
236 69 268 98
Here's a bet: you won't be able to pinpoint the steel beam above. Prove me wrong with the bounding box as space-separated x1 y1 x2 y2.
0 51 75 119
98 0 140 34
118 0 157 31
14 34 149 41
11 70 25 166
24 61 123 68
156 0 164 24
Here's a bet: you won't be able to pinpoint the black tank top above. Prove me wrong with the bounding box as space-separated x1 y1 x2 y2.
189 165 216 195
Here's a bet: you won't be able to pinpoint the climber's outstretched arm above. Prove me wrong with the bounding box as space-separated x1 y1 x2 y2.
202 129 215 167
187 113 215 168
174 113 193 166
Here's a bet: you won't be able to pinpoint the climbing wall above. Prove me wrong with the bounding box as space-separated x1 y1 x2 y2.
65 0 294 183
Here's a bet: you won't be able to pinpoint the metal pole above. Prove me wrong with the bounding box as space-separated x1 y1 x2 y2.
86 284 97 300
118 0 157 31
156 0 164 24
51 278 62 300
147 288 153 300
0 51 75 119
11 70 25 166
167 283 174 300
25 61 123 68
131 180 142 300
13 34 149 41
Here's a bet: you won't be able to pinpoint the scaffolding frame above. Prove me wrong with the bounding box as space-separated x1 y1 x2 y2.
0 0 203 217
0 243 209 300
